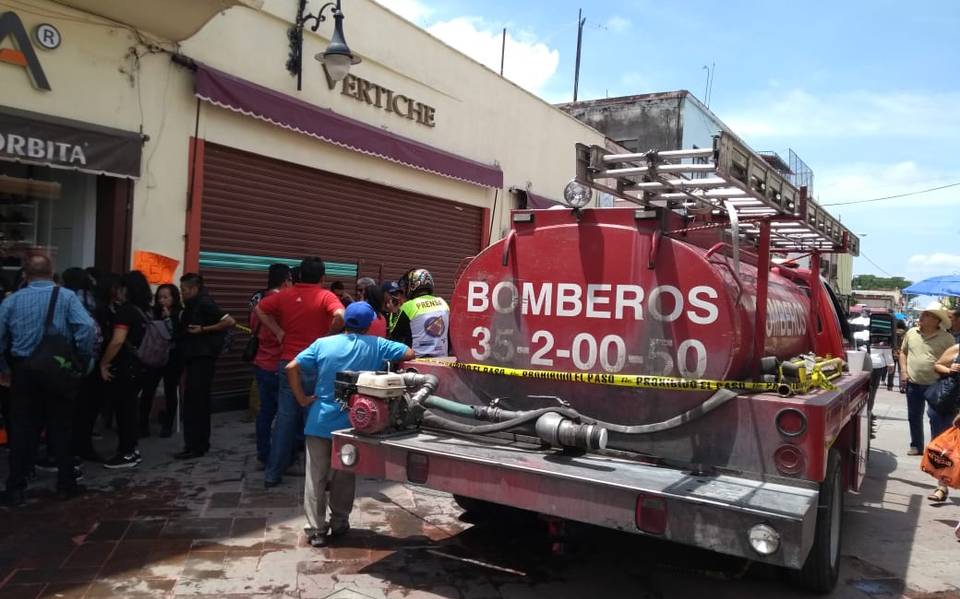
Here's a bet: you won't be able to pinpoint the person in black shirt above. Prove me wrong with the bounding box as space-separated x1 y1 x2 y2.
176 273 235 459
62 267 103 462
138 284 183 438
99 271 152 469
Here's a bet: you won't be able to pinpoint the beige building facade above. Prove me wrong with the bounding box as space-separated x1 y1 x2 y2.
0 0 604 275
0 0 608 396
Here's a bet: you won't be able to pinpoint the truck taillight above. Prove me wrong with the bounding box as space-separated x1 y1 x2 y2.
775 408 807 437
773 445 805 476
635 495 667 535
407 452 429 484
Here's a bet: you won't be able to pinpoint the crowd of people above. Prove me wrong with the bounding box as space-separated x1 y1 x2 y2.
245 259 448 546
0 255 236 504
895 303 960 505
0 254 450 547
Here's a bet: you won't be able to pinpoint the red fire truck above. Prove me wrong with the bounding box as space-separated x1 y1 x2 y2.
331 133 869 593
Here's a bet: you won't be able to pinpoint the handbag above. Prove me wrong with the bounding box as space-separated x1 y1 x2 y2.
921 426 960 489
241 324 261 362
21 287 85 394
924 353 960 416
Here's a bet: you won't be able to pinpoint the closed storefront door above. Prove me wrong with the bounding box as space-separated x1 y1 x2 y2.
197 142 484 401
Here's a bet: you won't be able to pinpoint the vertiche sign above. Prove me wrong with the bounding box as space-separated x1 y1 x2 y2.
323 65 436 128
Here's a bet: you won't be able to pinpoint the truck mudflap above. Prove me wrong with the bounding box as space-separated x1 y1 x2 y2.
332 429 820 569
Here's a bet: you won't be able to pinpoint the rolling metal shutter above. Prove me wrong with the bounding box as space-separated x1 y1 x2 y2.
199 142 484 400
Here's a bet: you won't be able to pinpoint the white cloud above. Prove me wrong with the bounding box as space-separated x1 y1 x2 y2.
905 253 960 281
815 161 960 211
606 16 631 32
373 0 434 24
426 17 560 95
725 89 960 140
814 160 960 282
908 253 960 269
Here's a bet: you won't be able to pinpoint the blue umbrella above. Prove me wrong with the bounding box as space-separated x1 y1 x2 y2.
902 275 960 297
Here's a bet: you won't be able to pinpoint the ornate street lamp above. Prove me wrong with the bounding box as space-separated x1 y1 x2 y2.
286 0 361 91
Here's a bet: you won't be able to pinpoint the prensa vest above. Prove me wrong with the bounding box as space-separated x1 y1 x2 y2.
401 294 450 357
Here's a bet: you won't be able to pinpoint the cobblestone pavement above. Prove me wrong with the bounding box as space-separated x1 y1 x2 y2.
0 388 958 598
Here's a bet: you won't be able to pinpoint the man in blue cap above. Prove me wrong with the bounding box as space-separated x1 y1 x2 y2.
285 301 413 547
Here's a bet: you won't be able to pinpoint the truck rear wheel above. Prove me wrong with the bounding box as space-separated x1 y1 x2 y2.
788 448 843 593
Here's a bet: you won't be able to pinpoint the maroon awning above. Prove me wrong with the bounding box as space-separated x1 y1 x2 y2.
194 63 503 189
513 188 562 209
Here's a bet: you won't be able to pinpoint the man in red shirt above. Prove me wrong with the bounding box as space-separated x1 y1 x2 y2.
249 264 292 469
256 257 344 487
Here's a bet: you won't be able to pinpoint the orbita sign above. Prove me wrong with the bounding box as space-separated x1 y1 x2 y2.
323 64 437 128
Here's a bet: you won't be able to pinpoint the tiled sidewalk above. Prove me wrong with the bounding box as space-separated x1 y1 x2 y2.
0 413 468 599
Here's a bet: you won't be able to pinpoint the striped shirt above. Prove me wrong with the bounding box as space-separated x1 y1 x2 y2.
0 280 96 371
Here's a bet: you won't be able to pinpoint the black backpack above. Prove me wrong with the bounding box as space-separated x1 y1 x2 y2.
21 287 85 394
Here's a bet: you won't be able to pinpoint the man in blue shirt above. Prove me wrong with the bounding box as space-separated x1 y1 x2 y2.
285 301 413 547
0 256 95 505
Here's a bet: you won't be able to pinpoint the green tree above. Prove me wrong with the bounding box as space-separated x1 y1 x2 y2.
851 275 912 290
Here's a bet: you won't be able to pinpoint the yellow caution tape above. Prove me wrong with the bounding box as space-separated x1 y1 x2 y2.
416 359 838 394
235 324 253 334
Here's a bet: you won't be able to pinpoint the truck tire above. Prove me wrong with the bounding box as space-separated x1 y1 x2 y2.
788 448 843 593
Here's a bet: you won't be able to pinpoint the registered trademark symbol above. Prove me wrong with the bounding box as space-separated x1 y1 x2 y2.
35 23 61 50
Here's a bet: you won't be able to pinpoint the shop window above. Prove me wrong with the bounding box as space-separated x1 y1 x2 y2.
0 162 125 286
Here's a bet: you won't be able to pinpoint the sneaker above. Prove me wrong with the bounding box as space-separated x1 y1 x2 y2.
3 488 26 507
35 456 58 473
103 453 141 469
73 466 84 482
57 484 86 501
907 447 922 456
77 450 104 463
174 449 203 460
308 532 329 547
37 456 81 472
329 523 350 539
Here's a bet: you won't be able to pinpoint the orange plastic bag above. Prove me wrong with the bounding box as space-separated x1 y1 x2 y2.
921 427 960 489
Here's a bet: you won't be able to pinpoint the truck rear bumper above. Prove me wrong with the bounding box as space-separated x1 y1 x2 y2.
332 430 819 569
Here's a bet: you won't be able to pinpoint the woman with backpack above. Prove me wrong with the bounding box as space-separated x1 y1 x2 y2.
138 284 184 438
100 271 153 469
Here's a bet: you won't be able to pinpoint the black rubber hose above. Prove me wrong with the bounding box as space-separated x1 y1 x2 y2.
402 372 439 406
579 388 739 434
421 406 582 435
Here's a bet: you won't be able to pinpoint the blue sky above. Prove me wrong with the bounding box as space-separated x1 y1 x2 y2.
377 0 960 283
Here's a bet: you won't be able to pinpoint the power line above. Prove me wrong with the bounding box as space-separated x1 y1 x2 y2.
858 251 894 277
821 181 960 207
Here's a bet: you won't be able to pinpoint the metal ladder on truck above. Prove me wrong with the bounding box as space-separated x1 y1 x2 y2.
573 132 860 375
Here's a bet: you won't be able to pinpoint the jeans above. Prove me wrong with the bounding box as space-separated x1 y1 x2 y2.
254 365 280 463
183 357 216 454
265 361 312 484
72 370 103 456
906 382 929 451
140 351 183 433
6 362 78 492
110 374 142 456
928 406 956 441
